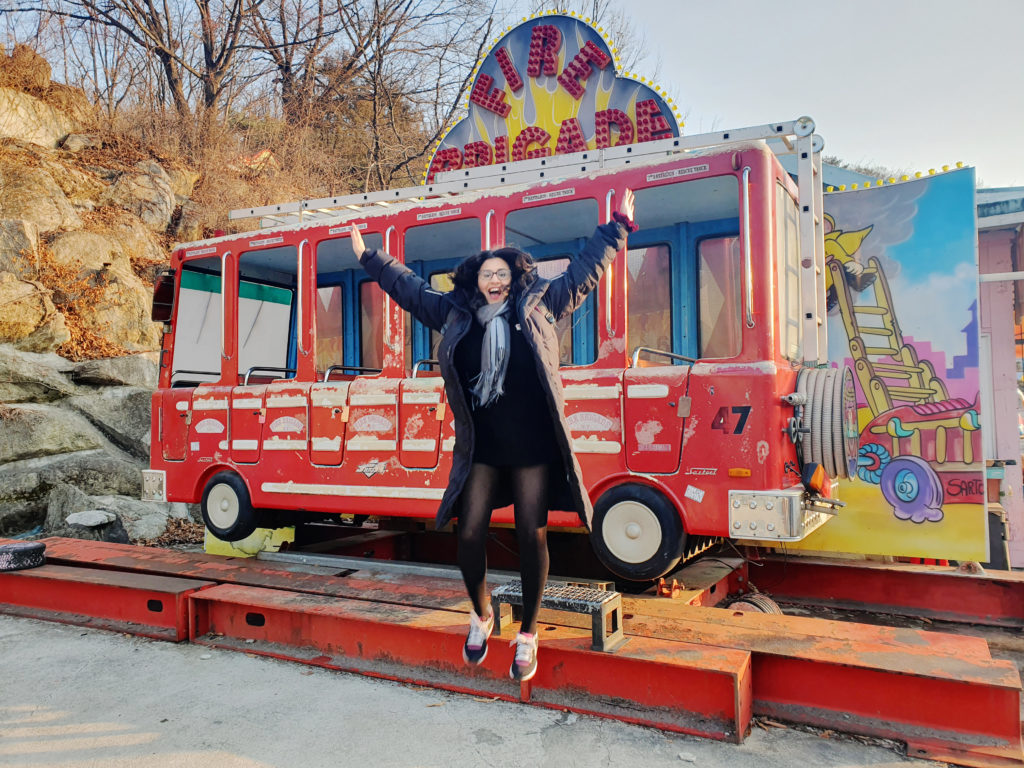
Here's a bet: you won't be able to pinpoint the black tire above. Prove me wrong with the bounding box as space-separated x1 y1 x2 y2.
591 484 686 581
0 541 46 572
200 472 260 541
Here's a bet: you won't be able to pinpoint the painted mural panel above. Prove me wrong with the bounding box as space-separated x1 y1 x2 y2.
791 168 987 560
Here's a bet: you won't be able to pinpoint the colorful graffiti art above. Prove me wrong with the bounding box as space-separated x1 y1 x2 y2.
791 169 988 561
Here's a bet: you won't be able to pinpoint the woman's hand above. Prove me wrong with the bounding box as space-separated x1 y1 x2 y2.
618 188 635 223
350 225 365 258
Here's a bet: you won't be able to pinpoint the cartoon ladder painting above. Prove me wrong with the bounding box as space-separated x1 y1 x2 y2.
825 215 981 523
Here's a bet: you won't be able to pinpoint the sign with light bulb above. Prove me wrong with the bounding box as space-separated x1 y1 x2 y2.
425 12 681 183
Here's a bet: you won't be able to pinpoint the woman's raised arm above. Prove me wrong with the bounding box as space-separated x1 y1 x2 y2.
352 224 452 332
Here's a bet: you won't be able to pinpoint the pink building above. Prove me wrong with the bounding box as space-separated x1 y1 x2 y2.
978 187 1024 567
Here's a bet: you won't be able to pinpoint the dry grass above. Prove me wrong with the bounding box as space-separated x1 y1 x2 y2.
143 517 205 546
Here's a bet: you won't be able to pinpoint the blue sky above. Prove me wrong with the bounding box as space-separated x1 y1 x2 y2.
505 0 1024 189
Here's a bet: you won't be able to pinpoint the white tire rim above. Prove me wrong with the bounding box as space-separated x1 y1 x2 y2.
207 484 241 530
602 500 662 564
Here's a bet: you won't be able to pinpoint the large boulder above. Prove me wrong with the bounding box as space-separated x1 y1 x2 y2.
0 403 106 463
13 309 70 353
60 133 101 153
166 166 200 200
0 271 69 352
47 229 128 274
0 86 80 149
78 267 162 351
41 157 106 211
45 483 184 542
66 387 153 459
0 154 82 231
72 354 158 388
0 344 76 402
0 218 38 275
100 209 170 281
102 160 175 232
0 449 144 535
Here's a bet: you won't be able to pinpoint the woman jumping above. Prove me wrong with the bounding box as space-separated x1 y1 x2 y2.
352 190 636 681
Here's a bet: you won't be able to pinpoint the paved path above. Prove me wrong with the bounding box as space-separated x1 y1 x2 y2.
0 614 925 768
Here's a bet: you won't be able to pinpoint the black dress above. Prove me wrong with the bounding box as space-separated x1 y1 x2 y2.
453 315 561 467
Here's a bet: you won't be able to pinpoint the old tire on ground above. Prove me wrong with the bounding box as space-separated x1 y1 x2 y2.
200 472 260 541
591 484 686 581
0 541 46 571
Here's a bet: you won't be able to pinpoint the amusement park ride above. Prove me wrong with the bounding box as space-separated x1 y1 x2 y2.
1 11 1021 768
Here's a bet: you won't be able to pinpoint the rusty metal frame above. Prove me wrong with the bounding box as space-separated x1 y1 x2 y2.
751 555 1024 628
189 583 752 742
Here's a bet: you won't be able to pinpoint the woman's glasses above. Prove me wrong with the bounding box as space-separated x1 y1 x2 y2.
480 269 511 281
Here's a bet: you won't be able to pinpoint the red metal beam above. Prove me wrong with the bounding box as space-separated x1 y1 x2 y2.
753 556 1024 628
626 606 1023 768
0 564 213 641
190 583 753 743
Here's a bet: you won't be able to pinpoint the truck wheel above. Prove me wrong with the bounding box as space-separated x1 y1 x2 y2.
880 456 944 523
201 472 260 541
591 484 686 581
0 541 46 571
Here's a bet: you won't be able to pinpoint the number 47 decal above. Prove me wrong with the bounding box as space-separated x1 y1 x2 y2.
711 405 752 435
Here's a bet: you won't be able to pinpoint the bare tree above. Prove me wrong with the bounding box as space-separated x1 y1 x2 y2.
17 0 263 118
526 0 656 76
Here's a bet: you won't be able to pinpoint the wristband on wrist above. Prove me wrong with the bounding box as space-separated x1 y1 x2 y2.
611 211 638 233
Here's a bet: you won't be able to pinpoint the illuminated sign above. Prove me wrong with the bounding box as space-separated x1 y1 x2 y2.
425 12 681 183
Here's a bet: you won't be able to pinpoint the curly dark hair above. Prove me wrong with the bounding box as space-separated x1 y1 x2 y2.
451 246 537 308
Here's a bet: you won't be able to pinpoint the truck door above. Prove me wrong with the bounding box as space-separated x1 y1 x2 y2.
160 389 192 461
262 380 310 454
345 377 400 460
622 367 690 474
399 377 445 469
230 385 264 463
188 387 232 459
310 382 350 466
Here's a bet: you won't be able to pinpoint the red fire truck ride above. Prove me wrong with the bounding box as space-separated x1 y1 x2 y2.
143 118 858 581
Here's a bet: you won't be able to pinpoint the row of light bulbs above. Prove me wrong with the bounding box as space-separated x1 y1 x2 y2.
826 162 966 193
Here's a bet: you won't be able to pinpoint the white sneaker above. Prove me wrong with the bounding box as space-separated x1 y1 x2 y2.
509 631 538 681
462 609 494 665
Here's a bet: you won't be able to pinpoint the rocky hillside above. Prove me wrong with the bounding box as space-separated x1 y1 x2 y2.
0 46 204 544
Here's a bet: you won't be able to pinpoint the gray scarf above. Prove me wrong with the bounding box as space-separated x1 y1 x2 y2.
470 300 511 407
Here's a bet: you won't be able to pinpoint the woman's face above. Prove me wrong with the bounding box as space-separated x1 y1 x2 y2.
477 256 512 304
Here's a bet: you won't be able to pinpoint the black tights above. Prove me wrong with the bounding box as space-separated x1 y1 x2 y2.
456 462 550 634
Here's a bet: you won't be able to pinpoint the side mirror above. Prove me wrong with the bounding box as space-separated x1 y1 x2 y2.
152 269 176 323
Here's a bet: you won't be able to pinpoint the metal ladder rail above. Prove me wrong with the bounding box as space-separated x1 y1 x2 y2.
228 117 821 227
797 127 826 364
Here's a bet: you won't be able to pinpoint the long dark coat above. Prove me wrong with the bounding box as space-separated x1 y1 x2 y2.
358 221 626 531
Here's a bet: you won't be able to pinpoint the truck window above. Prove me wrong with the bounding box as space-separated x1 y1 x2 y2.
315 229 383 376
776 183 802 361
172 257 222 385
504 198 599 365
404 216 481 368
535 256 575 363
237 245 296 381
698 236 742 358
360 280 385 370
627 244 672 356
632 175 741 361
